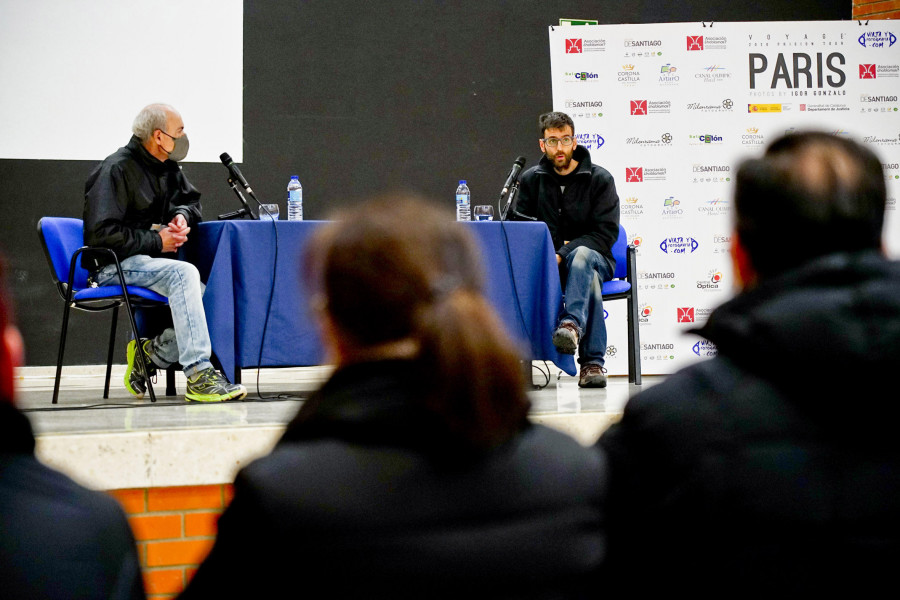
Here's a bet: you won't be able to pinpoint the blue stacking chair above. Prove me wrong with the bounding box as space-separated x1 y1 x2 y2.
598 224 641 384
37 217 174 403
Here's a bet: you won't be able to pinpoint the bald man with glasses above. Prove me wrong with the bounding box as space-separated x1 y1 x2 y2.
514 111 620 388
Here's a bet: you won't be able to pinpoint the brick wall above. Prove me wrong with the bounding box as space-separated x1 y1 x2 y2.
853 0 900 19
107 485 233 599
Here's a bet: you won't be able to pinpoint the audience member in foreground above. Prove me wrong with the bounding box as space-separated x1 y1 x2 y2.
598 131 900 595
181 196 607 598
0 255 145 600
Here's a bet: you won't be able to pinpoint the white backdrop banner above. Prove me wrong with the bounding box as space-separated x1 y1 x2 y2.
548 21 899 376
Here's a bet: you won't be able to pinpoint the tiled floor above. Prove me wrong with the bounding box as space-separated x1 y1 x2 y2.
17 363 664 444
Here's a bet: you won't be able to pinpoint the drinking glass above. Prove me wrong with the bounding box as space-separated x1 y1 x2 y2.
473 205 494 221
259 204 280 220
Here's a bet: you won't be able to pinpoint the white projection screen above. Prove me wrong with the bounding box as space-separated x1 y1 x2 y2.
0 0 243 162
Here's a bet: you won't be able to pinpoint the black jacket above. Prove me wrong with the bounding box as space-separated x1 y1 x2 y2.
82 135 202 271
181 360 608 599
597 250 900 596
0 403 145 600
515 145 619 269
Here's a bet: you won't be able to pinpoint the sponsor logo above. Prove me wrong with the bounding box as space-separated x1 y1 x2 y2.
661 196 683 219
621 196 645 218
696 64 732 83
687 35 727 50
742 127 765 145
574 132 605 150
641 342 676 361
625 39 663 47
678 307 695 323
630 236 643 248
862 133 900 146
631 99 672 114
563 71 601 82
618 64 641 84
659 236 699 254
686 98 733 112
639 304 653 321
749 52 846 89
697 269 725 290
689 133 724 145
860 95 898 103
692 340 718 357
638 271 676 291
627 166 666 182
625 132 673 147
565 99 604 108
859 63 900 78
748 103 782 113
566 39 582 53
698 197 730 217
691 164 731 184
659 63 680 84
626 167 643 182
858 31 897 48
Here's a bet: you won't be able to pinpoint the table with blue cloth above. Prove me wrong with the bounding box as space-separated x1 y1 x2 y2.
190 220 577 383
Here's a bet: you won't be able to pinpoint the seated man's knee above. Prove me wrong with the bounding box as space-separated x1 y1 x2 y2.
567 245 595 270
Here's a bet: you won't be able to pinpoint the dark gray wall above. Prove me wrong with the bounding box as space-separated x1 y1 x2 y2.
1 0 848 366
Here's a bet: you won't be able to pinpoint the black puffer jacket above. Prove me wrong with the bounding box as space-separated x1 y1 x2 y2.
182 360 608 599
82 135 202 271
598 250 900 596
515 145 619 269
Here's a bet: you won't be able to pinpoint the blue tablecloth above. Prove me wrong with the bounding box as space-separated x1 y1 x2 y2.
191 220 577 382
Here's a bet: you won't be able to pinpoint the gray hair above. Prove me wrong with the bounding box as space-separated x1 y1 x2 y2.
132 103 177 142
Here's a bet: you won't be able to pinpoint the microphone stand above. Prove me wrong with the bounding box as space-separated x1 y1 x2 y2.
218 177 258 220
500 182 536 221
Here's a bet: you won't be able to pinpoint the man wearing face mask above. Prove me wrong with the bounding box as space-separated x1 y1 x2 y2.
83 103 246 403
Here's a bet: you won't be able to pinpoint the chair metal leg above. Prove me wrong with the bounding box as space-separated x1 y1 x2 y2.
52 302 72 404
166 366 176 396
104 306 118 399
628 294 642 385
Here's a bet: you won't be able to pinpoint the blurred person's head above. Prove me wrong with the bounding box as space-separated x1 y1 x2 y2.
733 131 886 286
305 194 531 451
0 254 24 406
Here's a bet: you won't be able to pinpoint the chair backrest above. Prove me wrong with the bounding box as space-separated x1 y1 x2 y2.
37 217 90 294
610 224 628 280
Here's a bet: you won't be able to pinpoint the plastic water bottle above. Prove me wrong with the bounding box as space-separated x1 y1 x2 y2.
456 180 471 221
287 176 303 221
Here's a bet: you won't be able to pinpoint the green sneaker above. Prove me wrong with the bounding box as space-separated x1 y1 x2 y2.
124 339 157 399
185 367 247 402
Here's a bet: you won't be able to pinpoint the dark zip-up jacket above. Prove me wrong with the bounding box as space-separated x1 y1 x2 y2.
598 250 900 596
82 135 202 272
182 360 608 599
514 145 619 270
0 403 145 600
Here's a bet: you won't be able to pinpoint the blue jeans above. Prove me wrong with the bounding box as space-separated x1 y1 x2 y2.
561 246 615 367
95 255 213 377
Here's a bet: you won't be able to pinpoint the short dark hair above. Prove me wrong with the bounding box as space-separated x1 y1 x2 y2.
538 112 574 138
734 131 886 279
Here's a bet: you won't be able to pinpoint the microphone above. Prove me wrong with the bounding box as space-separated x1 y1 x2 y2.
219 152 254 196
500 156 527 221
501 156 527 196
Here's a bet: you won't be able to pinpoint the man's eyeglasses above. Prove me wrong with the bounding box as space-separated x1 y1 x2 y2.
542 136 575 148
